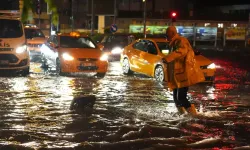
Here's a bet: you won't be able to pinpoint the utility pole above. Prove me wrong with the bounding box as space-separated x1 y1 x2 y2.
71 0 74 31
143 0 147 38
113 0 117 24
38 0 41 28
91 0 94 35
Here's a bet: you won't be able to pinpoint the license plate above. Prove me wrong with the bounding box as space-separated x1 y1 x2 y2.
80 62 95 66
0 60 9 65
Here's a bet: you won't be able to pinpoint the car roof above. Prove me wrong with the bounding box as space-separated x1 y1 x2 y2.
140 38 169 43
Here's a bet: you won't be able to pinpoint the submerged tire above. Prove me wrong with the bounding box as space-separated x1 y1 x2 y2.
154 65 164 82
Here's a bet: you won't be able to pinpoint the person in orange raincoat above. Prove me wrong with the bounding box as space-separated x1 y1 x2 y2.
164 26 205 115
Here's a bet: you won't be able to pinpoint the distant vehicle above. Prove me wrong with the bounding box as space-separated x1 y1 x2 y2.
121 38 216 82
97 33 135 61
0 10 30 76
41 31 108 77
24 24 46 58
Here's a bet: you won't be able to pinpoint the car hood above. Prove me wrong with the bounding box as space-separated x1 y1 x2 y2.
59 48 102 58
27 37 46 44
195 55 212 66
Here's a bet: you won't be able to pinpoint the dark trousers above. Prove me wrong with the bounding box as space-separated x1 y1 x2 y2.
173 87 191 108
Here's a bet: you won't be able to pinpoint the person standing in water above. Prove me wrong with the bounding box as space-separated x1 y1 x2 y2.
164 26 205 115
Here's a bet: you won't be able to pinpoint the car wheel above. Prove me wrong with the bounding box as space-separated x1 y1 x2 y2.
154 65 164 82
41 54 48 68
122 58 133 75
96 73 106 78
21 67 30 77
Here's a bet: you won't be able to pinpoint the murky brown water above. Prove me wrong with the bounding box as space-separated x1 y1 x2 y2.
0 51 250 150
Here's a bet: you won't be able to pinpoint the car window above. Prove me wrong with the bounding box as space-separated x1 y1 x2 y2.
132 41 147 52
52 36 58 46
47 36 53 44
101 36 108 43
24 28 45 39
0 19 23 38
60 36 97 48
106 36 113 43
156 42 170 55
146 41 158 55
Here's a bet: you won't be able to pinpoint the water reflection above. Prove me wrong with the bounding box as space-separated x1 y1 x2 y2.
0 57 249 149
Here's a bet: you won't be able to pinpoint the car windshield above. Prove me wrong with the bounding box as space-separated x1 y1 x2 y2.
25 28 45 39
157 42 170 55
0 19 23 38
60 36 97 48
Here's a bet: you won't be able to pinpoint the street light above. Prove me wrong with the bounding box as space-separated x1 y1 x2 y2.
143 0 147 38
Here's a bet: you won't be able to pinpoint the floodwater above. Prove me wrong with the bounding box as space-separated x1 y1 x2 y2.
0 51 249 150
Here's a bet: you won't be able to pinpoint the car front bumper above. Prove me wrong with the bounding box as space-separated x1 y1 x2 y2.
61 60 108 73
0 53 30 70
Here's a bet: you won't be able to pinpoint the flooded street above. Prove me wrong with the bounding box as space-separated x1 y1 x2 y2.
0 51 250 150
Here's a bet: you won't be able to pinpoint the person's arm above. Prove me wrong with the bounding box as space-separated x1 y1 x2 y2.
165 39 188 63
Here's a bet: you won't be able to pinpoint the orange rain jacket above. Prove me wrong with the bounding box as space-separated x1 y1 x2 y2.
164 34 205 90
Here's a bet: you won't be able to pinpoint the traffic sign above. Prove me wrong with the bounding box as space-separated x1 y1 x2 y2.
110 24 118 33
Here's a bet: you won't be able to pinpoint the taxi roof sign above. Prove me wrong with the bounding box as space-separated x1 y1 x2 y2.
24 24 38 28
70 31 81 37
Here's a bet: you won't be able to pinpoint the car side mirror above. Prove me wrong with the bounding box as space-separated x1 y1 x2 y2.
97 43 104 50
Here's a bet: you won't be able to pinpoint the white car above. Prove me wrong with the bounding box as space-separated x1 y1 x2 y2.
0 11 30 76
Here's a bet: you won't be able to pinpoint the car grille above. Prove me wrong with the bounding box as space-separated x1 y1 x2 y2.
27 44 43 48
77 66 98 71
0 59 28 68
0 54 19 63
200 65 208 69
0 48 14 51
78 58 98 61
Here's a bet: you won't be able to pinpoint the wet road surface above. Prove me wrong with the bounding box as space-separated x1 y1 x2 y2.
0 51 250 150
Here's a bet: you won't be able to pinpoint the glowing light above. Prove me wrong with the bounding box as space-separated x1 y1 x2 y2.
62 53 74 61
171 12 177 17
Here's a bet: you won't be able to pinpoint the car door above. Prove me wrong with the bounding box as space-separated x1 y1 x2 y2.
138 40 162 76
129 40 147 73
50 36 59 66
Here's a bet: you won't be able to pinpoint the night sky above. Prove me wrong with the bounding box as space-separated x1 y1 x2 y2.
191 0 250 7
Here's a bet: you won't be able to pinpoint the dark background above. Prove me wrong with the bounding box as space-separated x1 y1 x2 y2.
0 0 19 10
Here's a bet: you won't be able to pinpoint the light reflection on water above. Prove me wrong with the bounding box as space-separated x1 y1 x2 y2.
0 59 249 149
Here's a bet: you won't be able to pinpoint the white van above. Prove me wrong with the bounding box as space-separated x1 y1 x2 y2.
0 10 30 76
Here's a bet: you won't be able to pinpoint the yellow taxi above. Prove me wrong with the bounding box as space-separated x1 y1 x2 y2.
120 38 216 82
40 31 108 77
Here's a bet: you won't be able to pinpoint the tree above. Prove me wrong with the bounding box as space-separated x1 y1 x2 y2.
21 0 58 25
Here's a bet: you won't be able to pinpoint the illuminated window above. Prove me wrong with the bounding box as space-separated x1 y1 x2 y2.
205 23 210 27
218 23 223 28
231 23 237 27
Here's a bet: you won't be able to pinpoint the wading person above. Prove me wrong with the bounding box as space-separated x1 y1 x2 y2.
164 26 205 115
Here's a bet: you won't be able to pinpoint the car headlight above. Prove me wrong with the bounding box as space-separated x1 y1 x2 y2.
62 53 74 61
207 63 216 69
111 47 122 54
100 54 109 61
16 45 27 54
